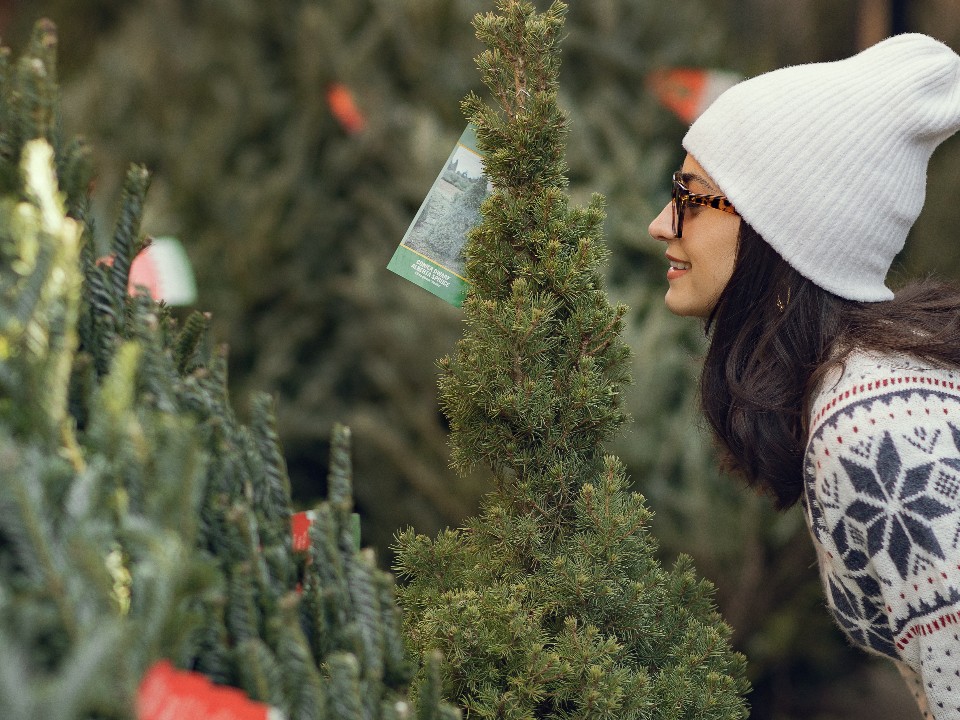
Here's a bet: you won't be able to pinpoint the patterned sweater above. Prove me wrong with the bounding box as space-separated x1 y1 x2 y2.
804 350 960 719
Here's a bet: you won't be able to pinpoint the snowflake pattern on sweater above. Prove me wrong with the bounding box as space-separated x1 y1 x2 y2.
803 351 960 719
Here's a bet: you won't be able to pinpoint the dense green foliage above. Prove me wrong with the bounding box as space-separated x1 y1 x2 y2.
0 22 457 720
394 4 750 719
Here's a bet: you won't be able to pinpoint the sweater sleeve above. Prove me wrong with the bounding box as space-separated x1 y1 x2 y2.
803 351 960 719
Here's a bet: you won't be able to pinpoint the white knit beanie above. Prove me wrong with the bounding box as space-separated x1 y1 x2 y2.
683 34 960 301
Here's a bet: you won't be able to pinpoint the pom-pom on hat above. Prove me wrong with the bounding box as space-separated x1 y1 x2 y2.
683 34 960 301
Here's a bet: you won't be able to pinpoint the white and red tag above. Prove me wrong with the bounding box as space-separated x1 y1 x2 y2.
98 236 197 306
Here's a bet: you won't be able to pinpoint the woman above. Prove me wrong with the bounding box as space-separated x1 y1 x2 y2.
649 34 960 718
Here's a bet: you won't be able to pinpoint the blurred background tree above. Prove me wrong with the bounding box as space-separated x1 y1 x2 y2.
1 0 958 718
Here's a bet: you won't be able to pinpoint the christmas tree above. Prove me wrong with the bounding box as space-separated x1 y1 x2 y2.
394 3 750 718
0 21 457 720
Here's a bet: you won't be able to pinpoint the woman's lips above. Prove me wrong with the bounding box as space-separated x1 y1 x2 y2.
666 254 690 280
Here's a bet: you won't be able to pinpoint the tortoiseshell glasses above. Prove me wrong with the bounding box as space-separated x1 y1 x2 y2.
671 171 738 238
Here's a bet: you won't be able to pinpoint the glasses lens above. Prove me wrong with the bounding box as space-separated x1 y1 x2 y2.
672 173 684 238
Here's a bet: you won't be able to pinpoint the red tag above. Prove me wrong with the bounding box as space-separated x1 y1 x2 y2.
326 83 366 134
646 68 741 123
291 511 315 552
137 661 272 720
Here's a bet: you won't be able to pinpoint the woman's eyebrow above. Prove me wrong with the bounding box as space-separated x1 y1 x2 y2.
679 171 719 193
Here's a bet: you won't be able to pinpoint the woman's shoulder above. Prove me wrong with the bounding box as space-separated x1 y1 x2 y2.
807 349 960 435
802 348 960 679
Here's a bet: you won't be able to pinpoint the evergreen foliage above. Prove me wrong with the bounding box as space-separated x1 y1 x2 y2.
394 4 750 719
0 22 457 720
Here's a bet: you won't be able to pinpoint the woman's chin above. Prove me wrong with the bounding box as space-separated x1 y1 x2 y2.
664 289 709 319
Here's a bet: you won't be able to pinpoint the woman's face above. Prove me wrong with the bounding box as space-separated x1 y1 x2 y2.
648 154 741 318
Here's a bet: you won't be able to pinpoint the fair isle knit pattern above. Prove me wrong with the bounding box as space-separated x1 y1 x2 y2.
804 350 960 719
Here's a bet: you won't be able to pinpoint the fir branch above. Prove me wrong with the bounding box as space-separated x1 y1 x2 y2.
55 135 92 219
272 593 326 720
309 503 350 641
327 652 364 720
346 549 386 682
173 310 210 375
109 165 150 311
191 598 233 685
416 651 461 720
328 422 354 511
0 446 78 641
0 46 13 166
225 561 263 645
376 570 414 688
249 392 293 528
83 259 116 364
13 23 57 149
236 637 287 708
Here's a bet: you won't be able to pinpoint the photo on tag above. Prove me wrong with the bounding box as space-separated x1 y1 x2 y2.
387 124 491 307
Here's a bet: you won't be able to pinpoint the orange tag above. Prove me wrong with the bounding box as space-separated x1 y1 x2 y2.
326 83 366 134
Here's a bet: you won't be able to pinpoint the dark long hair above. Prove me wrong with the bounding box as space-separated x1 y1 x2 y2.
700 222 960 509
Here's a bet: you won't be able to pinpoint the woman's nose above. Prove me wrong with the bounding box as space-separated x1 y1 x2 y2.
648 202 674 242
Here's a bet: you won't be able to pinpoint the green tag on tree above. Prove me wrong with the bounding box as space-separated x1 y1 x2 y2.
387 124 490 307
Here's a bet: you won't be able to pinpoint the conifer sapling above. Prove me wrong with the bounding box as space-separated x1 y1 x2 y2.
394 3 750 718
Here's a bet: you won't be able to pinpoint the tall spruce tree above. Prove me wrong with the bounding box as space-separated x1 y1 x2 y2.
394 3 750 719
0 21 458 720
